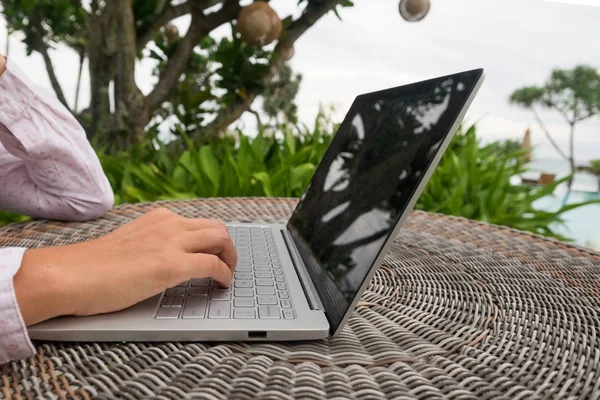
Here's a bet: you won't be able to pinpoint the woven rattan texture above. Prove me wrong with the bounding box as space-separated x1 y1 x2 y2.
1 198 600 400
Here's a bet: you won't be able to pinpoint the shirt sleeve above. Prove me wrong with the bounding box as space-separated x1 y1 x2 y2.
0 247 35 364
0 58 114 221
0 59 115 364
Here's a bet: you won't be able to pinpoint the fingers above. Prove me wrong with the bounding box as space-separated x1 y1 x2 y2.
179 218 228 232
181 228 237 270
182 253 233 287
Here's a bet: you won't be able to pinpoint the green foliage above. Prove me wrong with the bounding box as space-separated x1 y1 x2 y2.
148 24 298 141
415 125 600 240
262 64 303 125
98 109 336 204
588 159 600 191
2 0 87 53
510 65 600 122
1 110 597 242
589 159 600 176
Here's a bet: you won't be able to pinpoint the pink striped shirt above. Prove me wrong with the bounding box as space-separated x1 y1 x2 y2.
0 59 114 364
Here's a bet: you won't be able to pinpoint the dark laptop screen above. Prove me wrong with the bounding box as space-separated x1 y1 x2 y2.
287 69 483 334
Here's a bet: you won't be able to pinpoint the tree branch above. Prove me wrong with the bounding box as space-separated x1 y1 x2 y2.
37 43 70 110
248 108 263 129
146 0 241 111
136 2 192 53
137 0 226 53
531 107 569 161
200 0 344 137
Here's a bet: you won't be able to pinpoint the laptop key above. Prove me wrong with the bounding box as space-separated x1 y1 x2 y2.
254 265 271 271
191 278 211 287
188 287 209 296
171 297 184 307
209 302 231 318
273 270 283 275
256 279 274 286
160 297 173 307
182 297 207 318
235 280 253 288
274 276 285 282
165 288 186 297
276 282 287 290
235 272 253 280
211 291 232 301
156 308 181 319
256 287 276 295
255 271 272 278
282 309 295 319
234 298 255 307
236 265 253 272
278 290 289 299
212 285 232 293
258 305 280 319
280 299 292 309
234 309 256 319
258 295 278 305
234 288 254 297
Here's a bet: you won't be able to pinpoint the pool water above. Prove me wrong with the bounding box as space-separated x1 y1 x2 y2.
534 189 600 250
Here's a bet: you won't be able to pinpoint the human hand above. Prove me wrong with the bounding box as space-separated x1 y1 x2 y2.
0 54 6 77
13 207 237 325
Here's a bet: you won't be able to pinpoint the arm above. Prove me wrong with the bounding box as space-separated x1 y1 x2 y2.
0 55 114 221
0 55 113 364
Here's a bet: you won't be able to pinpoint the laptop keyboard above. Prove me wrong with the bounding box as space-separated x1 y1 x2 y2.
155 226 296 320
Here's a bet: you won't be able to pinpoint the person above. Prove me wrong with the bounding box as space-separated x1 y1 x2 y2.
0 55 237 364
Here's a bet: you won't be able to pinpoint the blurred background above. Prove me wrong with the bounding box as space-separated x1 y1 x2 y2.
1 0 599 249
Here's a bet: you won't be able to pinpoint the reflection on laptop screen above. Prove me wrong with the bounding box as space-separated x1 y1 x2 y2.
287 69 483 333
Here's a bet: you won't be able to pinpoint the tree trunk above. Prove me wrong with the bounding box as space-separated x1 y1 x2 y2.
112 0 150 145
568 122 576 189
87 8 115 142
74 52 85 113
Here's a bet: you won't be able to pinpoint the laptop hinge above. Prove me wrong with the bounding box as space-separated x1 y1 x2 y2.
281 229 325 311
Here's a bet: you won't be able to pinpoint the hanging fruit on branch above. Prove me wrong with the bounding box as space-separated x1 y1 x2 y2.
280 44 295 61
237 2 282 46
164 23 179 42
398 0 431 22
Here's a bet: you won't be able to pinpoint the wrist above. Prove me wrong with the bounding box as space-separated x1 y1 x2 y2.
13 246 77 326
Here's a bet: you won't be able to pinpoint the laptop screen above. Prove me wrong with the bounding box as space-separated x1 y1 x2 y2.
286 69 483 334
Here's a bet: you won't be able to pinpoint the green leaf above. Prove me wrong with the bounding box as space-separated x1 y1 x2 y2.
252 172 273 197
199 146 221 195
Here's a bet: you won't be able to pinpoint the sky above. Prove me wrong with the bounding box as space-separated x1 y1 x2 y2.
1 0 599 162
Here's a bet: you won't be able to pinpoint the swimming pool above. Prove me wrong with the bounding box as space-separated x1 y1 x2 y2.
534 189 600 250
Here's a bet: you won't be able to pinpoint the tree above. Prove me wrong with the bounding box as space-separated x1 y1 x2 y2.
0 0 356 151
509 65 600 188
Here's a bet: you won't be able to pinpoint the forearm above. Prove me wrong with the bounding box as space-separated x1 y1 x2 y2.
13 246 76 326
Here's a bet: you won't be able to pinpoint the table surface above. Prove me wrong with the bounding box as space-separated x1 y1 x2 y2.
1 198 599 400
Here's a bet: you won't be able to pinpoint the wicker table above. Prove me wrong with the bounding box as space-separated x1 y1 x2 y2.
1 198 599 400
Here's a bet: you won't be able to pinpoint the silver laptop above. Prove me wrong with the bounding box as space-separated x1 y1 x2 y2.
28 69 484 342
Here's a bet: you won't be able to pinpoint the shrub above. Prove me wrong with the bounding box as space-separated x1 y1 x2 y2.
415 125 599 240
1 115 597 242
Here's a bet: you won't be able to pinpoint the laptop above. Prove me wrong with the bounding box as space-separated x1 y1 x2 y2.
28 69 484 342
